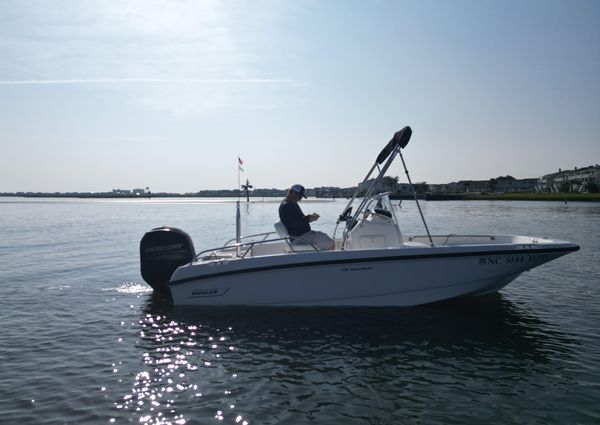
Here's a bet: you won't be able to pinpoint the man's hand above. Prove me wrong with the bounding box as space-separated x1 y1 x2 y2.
307 213 320 222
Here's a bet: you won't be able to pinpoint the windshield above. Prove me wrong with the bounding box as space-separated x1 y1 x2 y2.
365 193 394 215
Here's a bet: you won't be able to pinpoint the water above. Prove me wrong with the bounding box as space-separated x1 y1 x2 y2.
1 197 599 424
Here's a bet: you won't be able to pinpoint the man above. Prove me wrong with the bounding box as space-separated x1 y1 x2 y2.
279 184 335 251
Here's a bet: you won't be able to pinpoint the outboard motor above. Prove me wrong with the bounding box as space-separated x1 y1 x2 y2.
140 227 195 293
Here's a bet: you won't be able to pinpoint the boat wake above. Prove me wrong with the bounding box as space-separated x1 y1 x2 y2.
108 281 153 294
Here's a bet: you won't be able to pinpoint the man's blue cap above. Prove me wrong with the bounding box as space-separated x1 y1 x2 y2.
291 184 307 198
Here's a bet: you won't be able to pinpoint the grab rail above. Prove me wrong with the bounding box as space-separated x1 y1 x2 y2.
406 234 498 246
192 235 322 262
223 230 276 246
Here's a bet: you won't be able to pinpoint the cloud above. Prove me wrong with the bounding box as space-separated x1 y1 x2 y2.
1 1 244 78
0 78 297 85
0 0 301 115
6 1 295 78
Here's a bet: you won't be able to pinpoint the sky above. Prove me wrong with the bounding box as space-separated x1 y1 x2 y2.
1 0 599 193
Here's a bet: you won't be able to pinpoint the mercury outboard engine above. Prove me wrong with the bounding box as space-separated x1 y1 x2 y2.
140 227 195 293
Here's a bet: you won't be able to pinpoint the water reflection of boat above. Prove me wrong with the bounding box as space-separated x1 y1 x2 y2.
132 292 580 425
140 293 574 364
139 127 579 306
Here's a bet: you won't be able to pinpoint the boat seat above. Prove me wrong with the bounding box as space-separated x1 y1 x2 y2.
274 221 288 238
251 241 288 256
273 221 316 252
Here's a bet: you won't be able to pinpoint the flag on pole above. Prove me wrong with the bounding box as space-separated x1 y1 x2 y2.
238 156 244 172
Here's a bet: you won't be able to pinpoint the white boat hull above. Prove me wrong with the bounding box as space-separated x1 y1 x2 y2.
168 240 578 306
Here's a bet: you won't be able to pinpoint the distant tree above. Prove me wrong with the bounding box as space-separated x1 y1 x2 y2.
241 179 253 202
586 182 599 193
382 176 399 191
489 178 498 193
414 182 429 194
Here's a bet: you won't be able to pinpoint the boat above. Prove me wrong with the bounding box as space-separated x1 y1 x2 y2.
139 126 579 306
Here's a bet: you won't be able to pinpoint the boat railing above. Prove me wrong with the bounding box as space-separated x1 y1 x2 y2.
223 230 277 246
193 234 322 262
406 234 500 246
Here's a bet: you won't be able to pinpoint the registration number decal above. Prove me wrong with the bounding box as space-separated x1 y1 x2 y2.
478 254 547 265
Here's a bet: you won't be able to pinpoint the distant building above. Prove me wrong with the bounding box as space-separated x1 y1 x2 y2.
429 180 491 194
496 178 537 193
314 186 341 198
428 182 450 194
393 184 411 195
313 186 357 198
247 188 286 198
456 180 490 193
429 177 537 194
537 165 600 193
357 178 399 194
112 189 131 195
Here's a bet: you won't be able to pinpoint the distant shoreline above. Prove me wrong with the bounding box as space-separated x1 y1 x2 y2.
463 193 600 202
0 192 242 199
2 192 600 202
0 191 286 199
420 193 600 202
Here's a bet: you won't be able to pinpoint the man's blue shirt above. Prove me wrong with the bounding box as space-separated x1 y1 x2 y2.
279 200 310 237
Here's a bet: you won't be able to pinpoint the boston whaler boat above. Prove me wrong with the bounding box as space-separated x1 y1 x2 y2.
140 126 579 306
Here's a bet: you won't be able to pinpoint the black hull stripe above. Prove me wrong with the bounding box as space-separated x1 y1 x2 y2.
168 245 579 287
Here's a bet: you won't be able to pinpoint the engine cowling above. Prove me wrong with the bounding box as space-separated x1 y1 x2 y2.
140 227 195 293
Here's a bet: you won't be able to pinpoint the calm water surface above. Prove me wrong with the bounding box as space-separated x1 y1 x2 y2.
0 197 599 424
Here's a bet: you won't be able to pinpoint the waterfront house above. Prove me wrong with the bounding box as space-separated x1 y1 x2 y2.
537 165 600 193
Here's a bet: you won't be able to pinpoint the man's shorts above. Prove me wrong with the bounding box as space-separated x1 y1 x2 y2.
292 230 334 251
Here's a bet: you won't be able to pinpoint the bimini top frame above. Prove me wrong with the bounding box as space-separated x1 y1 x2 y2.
338 126 434 247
